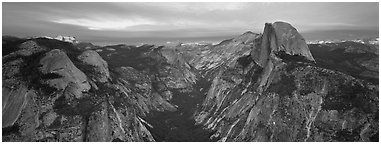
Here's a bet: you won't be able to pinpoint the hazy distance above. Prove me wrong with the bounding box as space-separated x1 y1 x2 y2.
2 2 379 45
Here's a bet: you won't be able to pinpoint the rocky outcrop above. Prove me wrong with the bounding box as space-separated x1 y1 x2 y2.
96 44 199 92
194 21 378 142
2 42 44 129
272 22 315 61
251 22 315 67
39 49 91 98
199 65 378 142
159 48 198 90
3 46 88 141
2 85 30 128
2 39 174 142
95 43 210 141
2 40 47 61
114 66 177 114
189 31 259 73
85 99 156 142
77 50 110 83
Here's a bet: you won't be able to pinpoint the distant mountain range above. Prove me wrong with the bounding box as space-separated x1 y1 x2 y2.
6 28 376 46
302 29 378 42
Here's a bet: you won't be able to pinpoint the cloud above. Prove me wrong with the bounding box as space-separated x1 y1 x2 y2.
50 16 246 31
36 2 250 31
122 2 247 13
308 22 356 27
2 2 378 45
52 17 160 30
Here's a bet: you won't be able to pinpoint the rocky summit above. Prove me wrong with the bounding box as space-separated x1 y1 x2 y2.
2 21 379 142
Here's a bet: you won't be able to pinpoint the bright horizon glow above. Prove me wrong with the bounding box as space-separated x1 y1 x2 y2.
53 17 160 30
2 2 379 45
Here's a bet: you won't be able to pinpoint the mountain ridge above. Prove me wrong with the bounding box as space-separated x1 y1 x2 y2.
2 21 378 142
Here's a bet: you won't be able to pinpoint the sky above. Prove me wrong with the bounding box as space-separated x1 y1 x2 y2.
2 2 379 45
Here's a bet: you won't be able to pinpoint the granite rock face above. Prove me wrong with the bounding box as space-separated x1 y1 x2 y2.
251 22 315 68
2 85 30 128
194 21 378 142
114 66 177 114
96 44 198 93
94 44 212 141
39 49 91 95
189 31 259 73
77 50 110 83
2 39 177 142
272 22 315 61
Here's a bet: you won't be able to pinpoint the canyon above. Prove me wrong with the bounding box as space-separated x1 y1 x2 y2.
2 22 378 142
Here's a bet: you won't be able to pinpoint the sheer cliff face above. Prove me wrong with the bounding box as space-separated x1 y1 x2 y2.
252 22 315 68
272 22 315 61
194 22 378 142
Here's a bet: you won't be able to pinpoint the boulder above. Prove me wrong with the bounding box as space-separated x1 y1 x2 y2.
77 50 110 83
39 49 90 94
